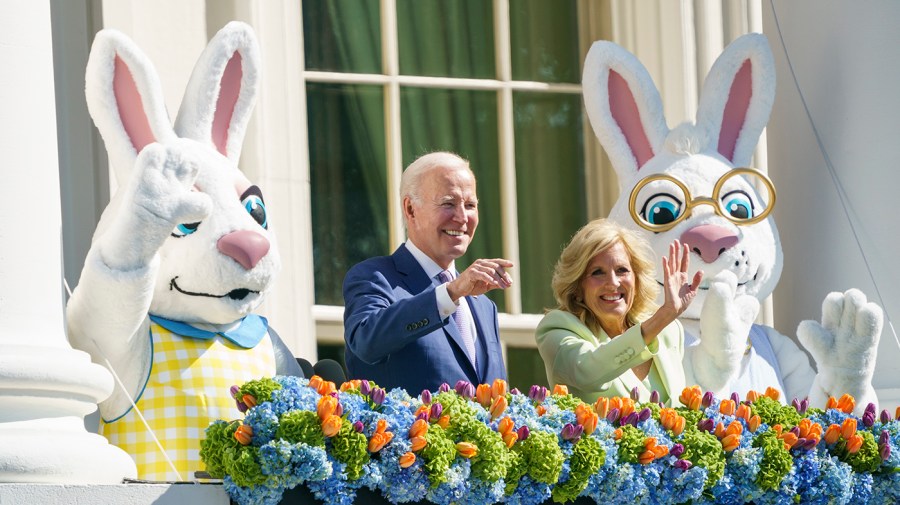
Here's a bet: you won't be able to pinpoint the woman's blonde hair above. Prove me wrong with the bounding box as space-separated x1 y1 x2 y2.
551 218 659 334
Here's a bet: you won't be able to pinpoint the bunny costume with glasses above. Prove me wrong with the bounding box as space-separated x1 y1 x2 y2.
66 23 301 480
582 33 883 414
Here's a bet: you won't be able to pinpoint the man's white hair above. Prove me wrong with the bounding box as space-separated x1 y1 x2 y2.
400 151 472 205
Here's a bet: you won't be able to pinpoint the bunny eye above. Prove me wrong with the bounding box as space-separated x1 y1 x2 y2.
243 195 268 229
720 190 754 221
640 193 683 226
172 222 201 238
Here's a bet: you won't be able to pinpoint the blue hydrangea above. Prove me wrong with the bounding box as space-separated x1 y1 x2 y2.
243 401 279 443
426 458 472 505
503 475 551 505
223 475 285 505
258 439 330 490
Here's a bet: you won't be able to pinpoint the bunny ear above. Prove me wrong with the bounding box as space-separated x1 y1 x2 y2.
174 21 260 162
696 33 775 167
85 29 175 184
582 41 669 184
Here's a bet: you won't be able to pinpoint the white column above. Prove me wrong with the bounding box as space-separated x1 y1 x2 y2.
763 0 900 410
0 0 136 483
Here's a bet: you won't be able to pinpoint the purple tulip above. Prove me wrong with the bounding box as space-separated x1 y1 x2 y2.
730 392 740 405
791 398 801 412
334 402 344 417
230 385 241 399
416 411 428 422
528 385 545 402
881 443 891 461
670 443 685 458
630 387 640 402
455 380 470 395
517 425 530 441
796 437 817 451
799 398 809 414
439 383 451 393
866 402 877 416
702 391 714 409
371 387 385 406
638 407 652 423
430 403 443 420
461 383 475 399
622 412 639 427
881 409 892 424
510 387 521 395
236 400 248 413
880 430 890 446
649 390 660 404
561 423 583 442
606 408 621 423
698 418 715 433
421 389 432 405
863 411 876 428
353 421 364 433
674 459 692 471
360 380 372 396
790 426 801 438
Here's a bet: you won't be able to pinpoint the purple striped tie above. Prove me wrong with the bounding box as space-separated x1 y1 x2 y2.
439 270 477 366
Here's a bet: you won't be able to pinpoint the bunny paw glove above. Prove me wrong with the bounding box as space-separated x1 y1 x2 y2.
798 288 882 414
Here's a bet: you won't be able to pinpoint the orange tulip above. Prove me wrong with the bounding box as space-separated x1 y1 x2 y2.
652 445 669 458
746 390 760 403
613 428 623 440
476 384 493 407
638 450 656 464
688 395 702 411
399 452 416 468
721 434 741 452
679 386 702 406
502 431 518 448
368 432 388 453
490 396 508 419
841 418 857 441
409 419 429 439
410 436 427 452
375 418 388 435
491 379 508 400
575 404 592 424
673 416 686 436
308 375 323 391
748 415 761 433
594 397 610 418
714 422 726 439
726 421 743 437
764 387 780 401
779 432 798 449
826 396 839 410
719 399 736 416
340 380 361 392
772 424 783 436
536 405 547 417
317 395 337 420
837 394 856 414
414 405 429 419
498 417 515 436
735 403 751 422
553 384 569 396
437 415 451 429
847 434 864 454
456 442 478 458
234 424 253 445
321 414 342 438
619 398 636 419
895 406 900 420
581 412 599 435
241 394 257 409
317 381 337 396
824 424 841 444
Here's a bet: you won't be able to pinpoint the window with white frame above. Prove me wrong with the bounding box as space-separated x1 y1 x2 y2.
301 0 605 388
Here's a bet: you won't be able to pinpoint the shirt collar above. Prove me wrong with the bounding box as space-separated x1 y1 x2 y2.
148 313 268 349
405 239 456 280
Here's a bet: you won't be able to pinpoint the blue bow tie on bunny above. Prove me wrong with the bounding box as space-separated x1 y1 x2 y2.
148 313 267 349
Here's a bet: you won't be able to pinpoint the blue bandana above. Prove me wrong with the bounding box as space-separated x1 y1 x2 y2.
148 313 268 349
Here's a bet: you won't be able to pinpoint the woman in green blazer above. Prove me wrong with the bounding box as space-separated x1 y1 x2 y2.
535 219 702 406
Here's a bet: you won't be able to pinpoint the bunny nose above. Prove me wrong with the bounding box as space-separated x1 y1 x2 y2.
217 230 270 270
680 224 738 263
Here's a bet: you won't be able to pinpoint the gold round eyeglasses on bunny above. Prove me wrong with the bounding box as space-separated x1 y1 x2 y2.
628 167 777 232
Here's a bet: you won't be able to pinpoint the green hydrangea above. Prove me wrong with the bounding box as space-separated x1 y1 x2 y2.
330 420 369 481
275 410 325 447
552 394 582 411
515 429 565 485
680 426 726 488
239 377 282 404
420 424 456 487
223 445 266 488
200 420 242 478
551 436 604 503
616 424 645 464
751 396 801 429
677 407 705 429
753 429 792 491
433 391 477 419
503 449 527 495
836 430 881 473
444 401 510 482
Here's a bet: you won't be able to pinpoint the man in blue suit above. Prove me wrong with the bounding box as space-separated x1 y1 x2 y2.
343 152 513 394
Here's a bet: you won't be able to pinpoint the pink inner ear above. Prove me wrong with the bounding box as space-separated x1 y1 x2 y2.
718 59 752 162
114 55 156 152
609 69 654 169
212 52 242 157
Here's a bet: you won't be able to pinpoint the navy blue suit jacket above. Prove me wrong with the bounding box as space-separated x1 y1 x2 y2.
342 244 507 394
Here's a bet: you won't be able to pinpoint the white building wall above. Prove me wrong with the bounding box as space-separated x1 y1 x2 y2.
763 0 900 410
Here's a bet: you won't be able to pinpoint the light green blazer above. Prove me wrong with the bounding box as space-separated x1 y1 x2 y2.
535 310 685 406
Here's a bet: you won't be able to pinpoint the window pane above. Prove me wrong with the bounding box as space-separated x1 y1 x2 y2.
400 87 505 311
514 91 586 314
303 0 381 73
397 0 495 78
507 347 549 390
307 83 388 306
509 0 580 83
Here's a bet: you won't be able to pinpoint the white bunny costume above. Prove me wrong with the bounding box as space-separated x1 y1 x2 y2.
581 33 883 414
66 22 300 480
